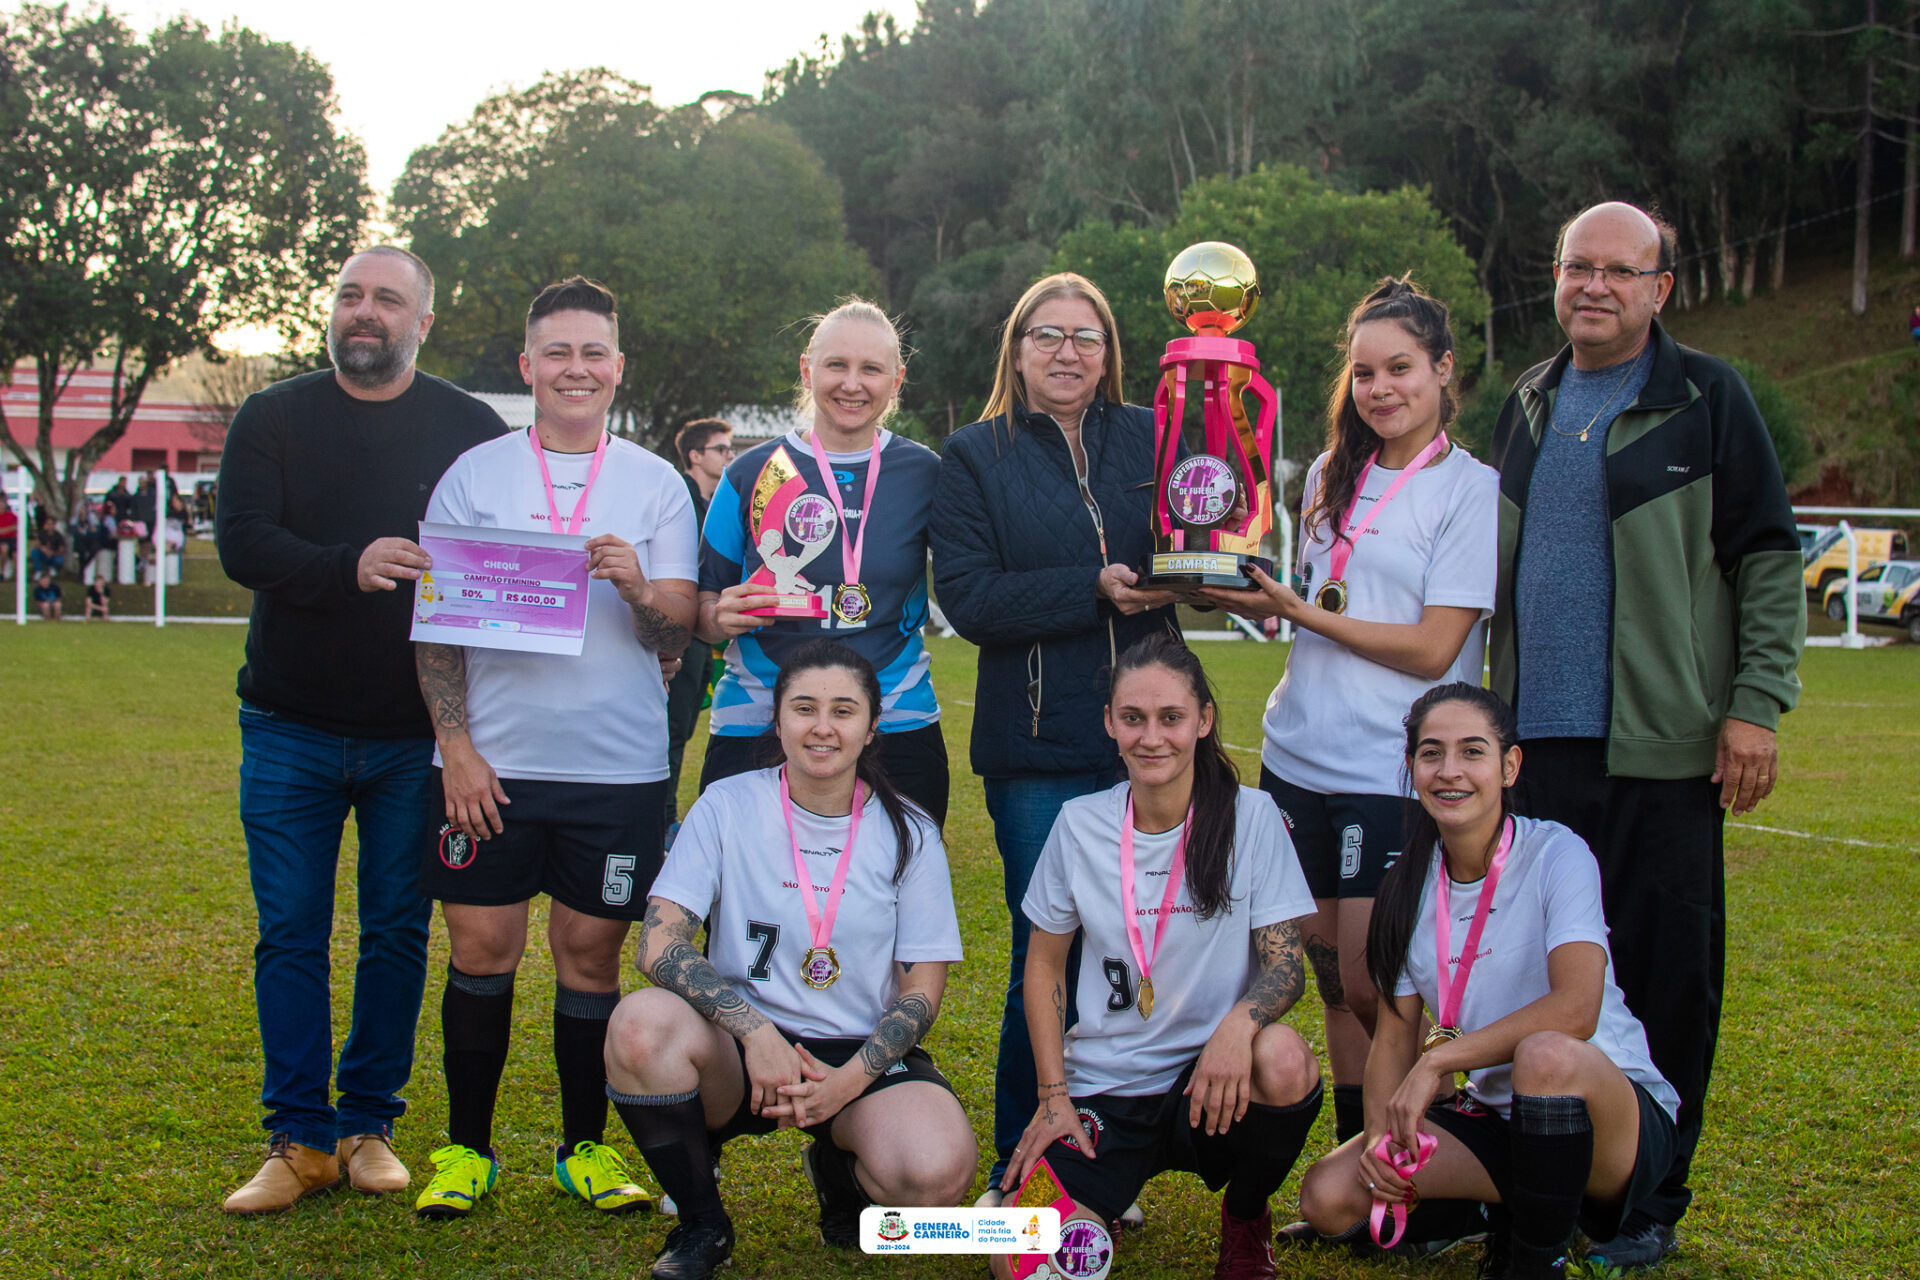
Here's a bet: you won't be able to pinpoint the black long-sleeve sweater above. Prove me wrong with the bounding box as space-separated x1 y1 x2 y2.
216 369 505 738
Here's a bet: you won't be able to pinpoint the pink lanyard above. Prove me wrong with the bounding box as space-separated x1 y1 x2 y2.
1431 815 1514 1033
528 426 609 535
1369 1132 1439 1248
1118 791 1190 1001
780 767 865 954
803 428 885 588
1323 432 1449 584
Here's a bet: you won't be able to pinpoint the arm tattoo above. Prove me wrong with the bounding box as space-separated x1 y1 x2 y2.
416 643 468 735
1305 935 1349 1013
1050 979 1066 1034
641 899 770 1041
1243 920 1307 1028
629 599 691 656
858 992 935 1078
1037 1078 1069 1123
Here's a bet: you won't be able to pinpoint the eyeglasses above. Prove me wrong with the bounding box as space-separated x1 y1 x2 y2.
698 443 735 456
1022 325 1108 355
1556 261 1664 286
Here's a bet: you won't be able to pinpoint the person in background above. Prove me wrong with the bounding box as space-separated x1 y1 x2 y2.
32 569 62 620
85 575 111 620
930 271 1176 1205
215 245 504 1214
664 417 734 841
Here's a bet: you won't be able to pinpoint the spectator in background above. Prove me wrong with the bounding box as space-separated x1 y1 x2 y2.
30 516 65 578
32 569 61 620
1908 301 1920 347
103 477 132 531
0 492 15 580
85 575 111 620
664 417 734 840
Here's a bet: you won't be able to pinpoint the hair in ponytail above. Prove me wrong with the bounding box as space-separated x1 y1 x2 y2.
769 640 924 883
1366 683 1520 1004
1305 275 1460 547
1110 633 1239 920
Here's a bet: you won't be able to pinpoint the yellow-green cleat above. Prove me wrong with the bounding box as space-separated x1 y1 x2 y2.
414 1144 498 1219
554 1140 653 1214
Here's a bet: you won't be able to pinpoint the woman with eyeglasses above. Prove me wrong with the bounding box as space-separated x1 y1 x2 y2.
930 271 1179 1207
693 299 950 824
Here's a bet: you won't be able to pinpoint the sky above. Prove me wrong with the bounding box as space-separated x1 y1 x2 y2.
117 0 907 198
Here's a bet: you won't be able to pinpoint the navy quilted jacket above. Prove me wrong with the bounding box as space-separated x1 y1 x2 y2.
931 397 1177 778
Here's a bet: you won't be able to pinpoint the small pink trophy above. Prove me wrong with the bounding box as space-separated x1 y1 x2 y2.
742 444 832 618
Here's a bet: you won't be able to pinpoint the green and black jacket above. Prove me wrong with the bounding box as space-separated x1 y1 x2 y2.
1488 320 1806 780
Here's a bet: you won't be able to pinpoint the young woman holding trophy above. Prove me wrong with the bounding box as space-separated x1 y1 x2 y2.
694 301 949 822
605 641 974 1280
1296 684 1677 1280
992 634 1320 1280
1201 277 1499 1177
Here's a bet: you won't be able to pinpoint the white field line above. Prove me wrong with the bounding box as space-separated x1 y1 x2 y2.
1728 821 1902 851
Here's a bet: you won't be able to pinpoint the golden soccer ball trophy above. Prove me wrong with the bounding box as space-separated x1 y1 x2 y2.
1163 241 1262 338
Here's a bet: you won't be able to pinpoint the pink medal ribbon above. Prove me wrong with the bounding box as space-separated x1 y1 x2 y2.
1314 431 1448 613
780 766 865 990
1117 791 1191 1021
1368 1131 1439 1248
803 428 885 624
528 426 609 535
1430 815 1515 1039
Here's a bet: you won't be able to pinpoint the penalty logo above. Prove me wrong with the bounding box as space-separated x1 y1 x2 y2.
438 824 475 870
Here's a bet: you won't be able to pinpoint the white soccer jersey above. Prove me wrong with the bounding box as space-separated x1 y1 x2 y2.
1262 446 1498 797
425 430 699 783
1022 782 1316 1097
1394 816 1679 1121
652 768 963 1041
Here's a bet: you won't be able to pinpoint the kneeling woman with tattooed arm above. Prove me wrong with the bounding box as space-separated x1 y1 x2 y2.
606 641 975 1280
993 634 1323 1280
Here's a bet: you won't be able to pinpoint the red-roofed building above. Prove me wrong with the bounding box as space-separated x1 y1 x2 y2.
1 361 226 480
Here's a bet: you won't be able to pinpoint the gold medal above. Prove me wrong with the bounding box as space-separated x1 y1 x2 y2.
1315 579 1348 614
800 946 841 989
1421 1024 1461 1054
831 582 872 625
1137 976 1154 1021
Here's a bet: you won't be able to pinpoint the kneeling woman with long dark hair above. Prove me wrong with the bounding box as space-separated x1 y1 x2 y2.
606 641 974 1280
1297 685 1678 1279
993 634 1321 1280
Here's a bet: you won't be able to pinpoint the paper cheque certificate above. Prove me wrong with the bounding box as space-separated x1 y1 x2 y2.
410 521 591 656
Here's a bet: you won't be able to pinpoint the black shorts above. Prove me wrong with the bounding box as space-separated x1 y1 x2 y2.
1259 768 1408 899
416 773 668 921
1423 1085 1678 1242
1038 1060 1273 1225
712 1033 956 1145
698 722 951 826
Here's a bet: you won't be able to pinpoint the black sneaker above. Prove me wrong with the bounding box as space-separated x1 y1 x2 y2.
1584 1216 1677 1270
801 1142 863 1248
651 1218 735 1280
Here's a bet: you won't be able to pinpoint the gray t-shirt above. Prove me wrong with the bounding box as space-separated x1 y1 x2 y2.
1514 351 1652 739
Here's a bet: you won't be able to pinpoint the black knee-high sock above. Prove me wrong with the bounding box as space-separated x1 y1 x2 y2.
611 1089 727 1228
1508 1093 1593 1256
554 984 620 1155
1222 1080 1324 1220
1332 1084 1365 1145
809 1132 872 1206
443 965 516 1153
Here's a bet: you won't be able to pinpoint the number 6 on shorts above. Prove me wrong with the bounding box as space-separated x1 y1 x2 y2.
602 854 636 906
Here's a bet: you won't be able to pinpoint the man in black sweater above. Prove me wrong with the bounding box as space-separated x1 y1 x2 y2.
216 246 504 1213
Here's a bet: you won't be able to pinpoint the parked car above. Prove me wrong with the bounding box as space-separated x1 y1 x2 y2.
1821 557 1920 642
1803 526 1909 596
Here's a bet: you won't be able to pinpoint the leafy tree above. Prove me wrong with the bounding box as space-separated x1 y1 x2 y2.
395 71 874 446
0 5 368 521
1051 165 1489 479
1728 356 1817 488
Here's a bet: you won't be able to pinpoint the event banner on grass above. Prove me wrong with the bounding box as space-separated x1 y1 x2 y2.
410 521 591 656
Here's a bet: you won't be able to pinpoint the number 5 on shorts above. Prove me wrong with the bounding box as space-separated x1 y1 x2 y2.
602 854 636 906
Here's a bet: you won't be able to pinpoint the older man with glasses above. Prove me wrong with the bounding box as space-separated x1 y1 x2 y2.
1486 202 1805 1269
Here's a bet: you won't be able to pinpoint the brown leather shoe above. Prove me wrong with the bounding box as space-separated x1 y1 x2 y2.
222 1133 342 1214
337 1133 410 1194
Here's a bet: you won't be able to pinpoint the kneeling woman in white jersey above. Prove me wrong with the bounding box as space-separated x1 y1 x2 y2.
1297 685 1678 1280
606 640 974 1280
994 634 1322 1280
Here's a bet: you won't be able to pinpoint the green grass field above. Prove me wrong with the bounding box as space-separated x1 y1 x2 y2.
0 624 1913 1279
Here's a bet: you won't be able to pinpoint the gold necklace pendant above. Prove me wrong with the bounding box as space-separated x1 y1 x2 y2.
1137 976 1154 1020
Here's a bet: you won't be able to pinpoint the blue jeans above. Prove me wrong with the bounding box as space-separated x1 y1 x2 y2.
983 771 1109 1181
237 704 435 1151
